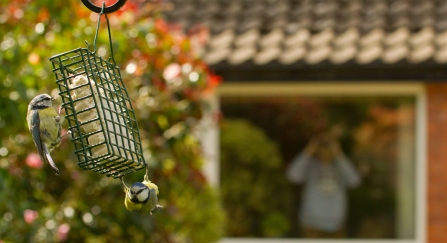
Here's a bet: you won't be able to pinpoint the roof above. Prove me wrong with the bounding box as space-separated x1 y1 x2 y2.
163 0 447 80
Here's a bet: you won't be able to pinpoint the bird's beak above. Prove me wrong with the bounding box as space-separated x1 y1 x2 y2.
51 97 56 101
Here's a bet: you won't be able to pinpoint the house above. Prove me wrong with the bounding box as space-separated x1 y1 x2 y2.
164 1 447 242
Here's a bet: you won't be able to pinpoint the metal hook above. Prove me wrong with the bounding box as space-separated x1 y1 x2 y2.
85 2 105 54
81 0 127 14
105 14 116 65
144 163 150 182
84 2 117 65
120 177 129 190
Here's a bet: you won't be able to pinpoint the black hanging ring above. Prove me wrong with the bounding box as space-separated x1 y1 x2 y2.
81 0 127 14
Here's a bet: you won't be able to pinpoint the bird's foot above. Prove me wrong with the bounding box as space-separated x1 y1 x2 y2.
60 129 73 139
58 105 64 116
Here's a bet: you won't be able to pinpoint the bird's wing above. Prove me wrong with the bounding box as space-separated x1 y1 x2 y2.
30 110 60 176
30 111 46 163
42 143 60 176
142 180 159 195
148 189 162 215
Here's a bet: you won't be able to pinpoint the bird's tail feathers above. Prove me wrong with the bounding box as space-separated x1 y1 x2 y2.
43 144 60 176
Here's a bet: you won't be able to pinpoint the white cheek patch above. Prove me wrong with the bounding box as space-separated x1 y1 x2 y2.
136 189 149 203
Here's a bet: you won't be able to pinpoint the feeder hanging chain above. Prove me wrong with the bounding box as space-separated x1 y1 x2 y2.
81 0 127 14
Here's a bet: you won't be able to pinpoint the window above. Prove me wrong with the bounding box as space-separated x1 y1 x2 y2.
215 83 426 243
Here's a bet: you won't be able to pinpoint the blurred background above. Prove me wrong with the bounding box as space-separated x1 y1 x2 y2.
0 0 223 242
2 0 447 242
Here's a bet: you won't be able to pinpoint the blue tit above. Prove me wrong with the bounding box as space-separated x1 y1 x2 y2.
142 175 163 214
122 178 162 215
142 175 159 194
27 94 62 175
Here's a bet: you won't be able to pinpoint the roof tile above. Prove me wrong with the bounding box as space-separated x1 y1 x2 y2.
204 46 231 64
284 29 310 47
279 45 306 64
234 29 260 47
163 0 447 66
384 27 410 46
209 29 235 48
228 45 257 64
435 30 447 46
333 28 359 47
309 29 334 47
359 28 385 47
306 45 332 64
434 45 447 63
357 45 383 64
409 44 435 63
330 45 357 64
254 45 282 64
410 27 435 47
382 45 409 64
259 28 284 47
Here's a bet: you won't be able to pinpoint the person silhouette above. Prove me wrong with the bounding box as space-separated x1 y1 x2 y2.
286 134 361 238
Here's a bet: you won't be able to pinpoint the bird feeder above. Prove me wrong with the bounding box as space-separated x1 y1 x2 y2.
49 1 146 178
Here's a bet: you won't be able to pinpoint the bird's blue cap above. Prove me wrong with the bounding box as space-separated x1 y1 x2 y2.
130 182 146 189
30 94 53 103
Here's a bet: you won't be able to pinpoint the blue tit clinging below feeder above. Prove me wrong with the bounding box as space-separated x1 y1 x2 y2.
27 94 63 175
121 177 163 215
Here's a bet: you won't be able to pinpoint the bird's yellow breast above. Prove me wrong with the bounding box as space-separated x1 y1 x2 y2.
38 108 61 146
124 197 144 212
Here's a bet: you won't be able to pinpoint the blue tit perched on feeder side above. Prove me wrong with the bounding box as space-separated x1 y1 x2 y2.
27 94 62 175
122 177 163 215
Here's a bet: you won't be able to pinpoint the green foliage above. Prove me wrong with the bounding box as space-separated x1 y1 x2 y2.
0 0 224 242
220 119 292 237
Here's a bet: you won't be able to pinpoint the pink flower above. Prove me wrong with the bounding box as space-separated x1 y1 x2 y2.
70 171 81 180
24 209 39 224
57 223 70 242
163 63 181 81
26 153 43 169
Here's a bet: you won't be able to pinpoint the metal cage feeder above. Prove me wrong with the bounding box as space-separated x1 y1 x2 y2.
49 2 146 178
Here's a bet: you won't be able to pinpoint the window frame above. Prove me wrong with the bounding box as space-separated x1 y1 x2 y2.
212 82 427 243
